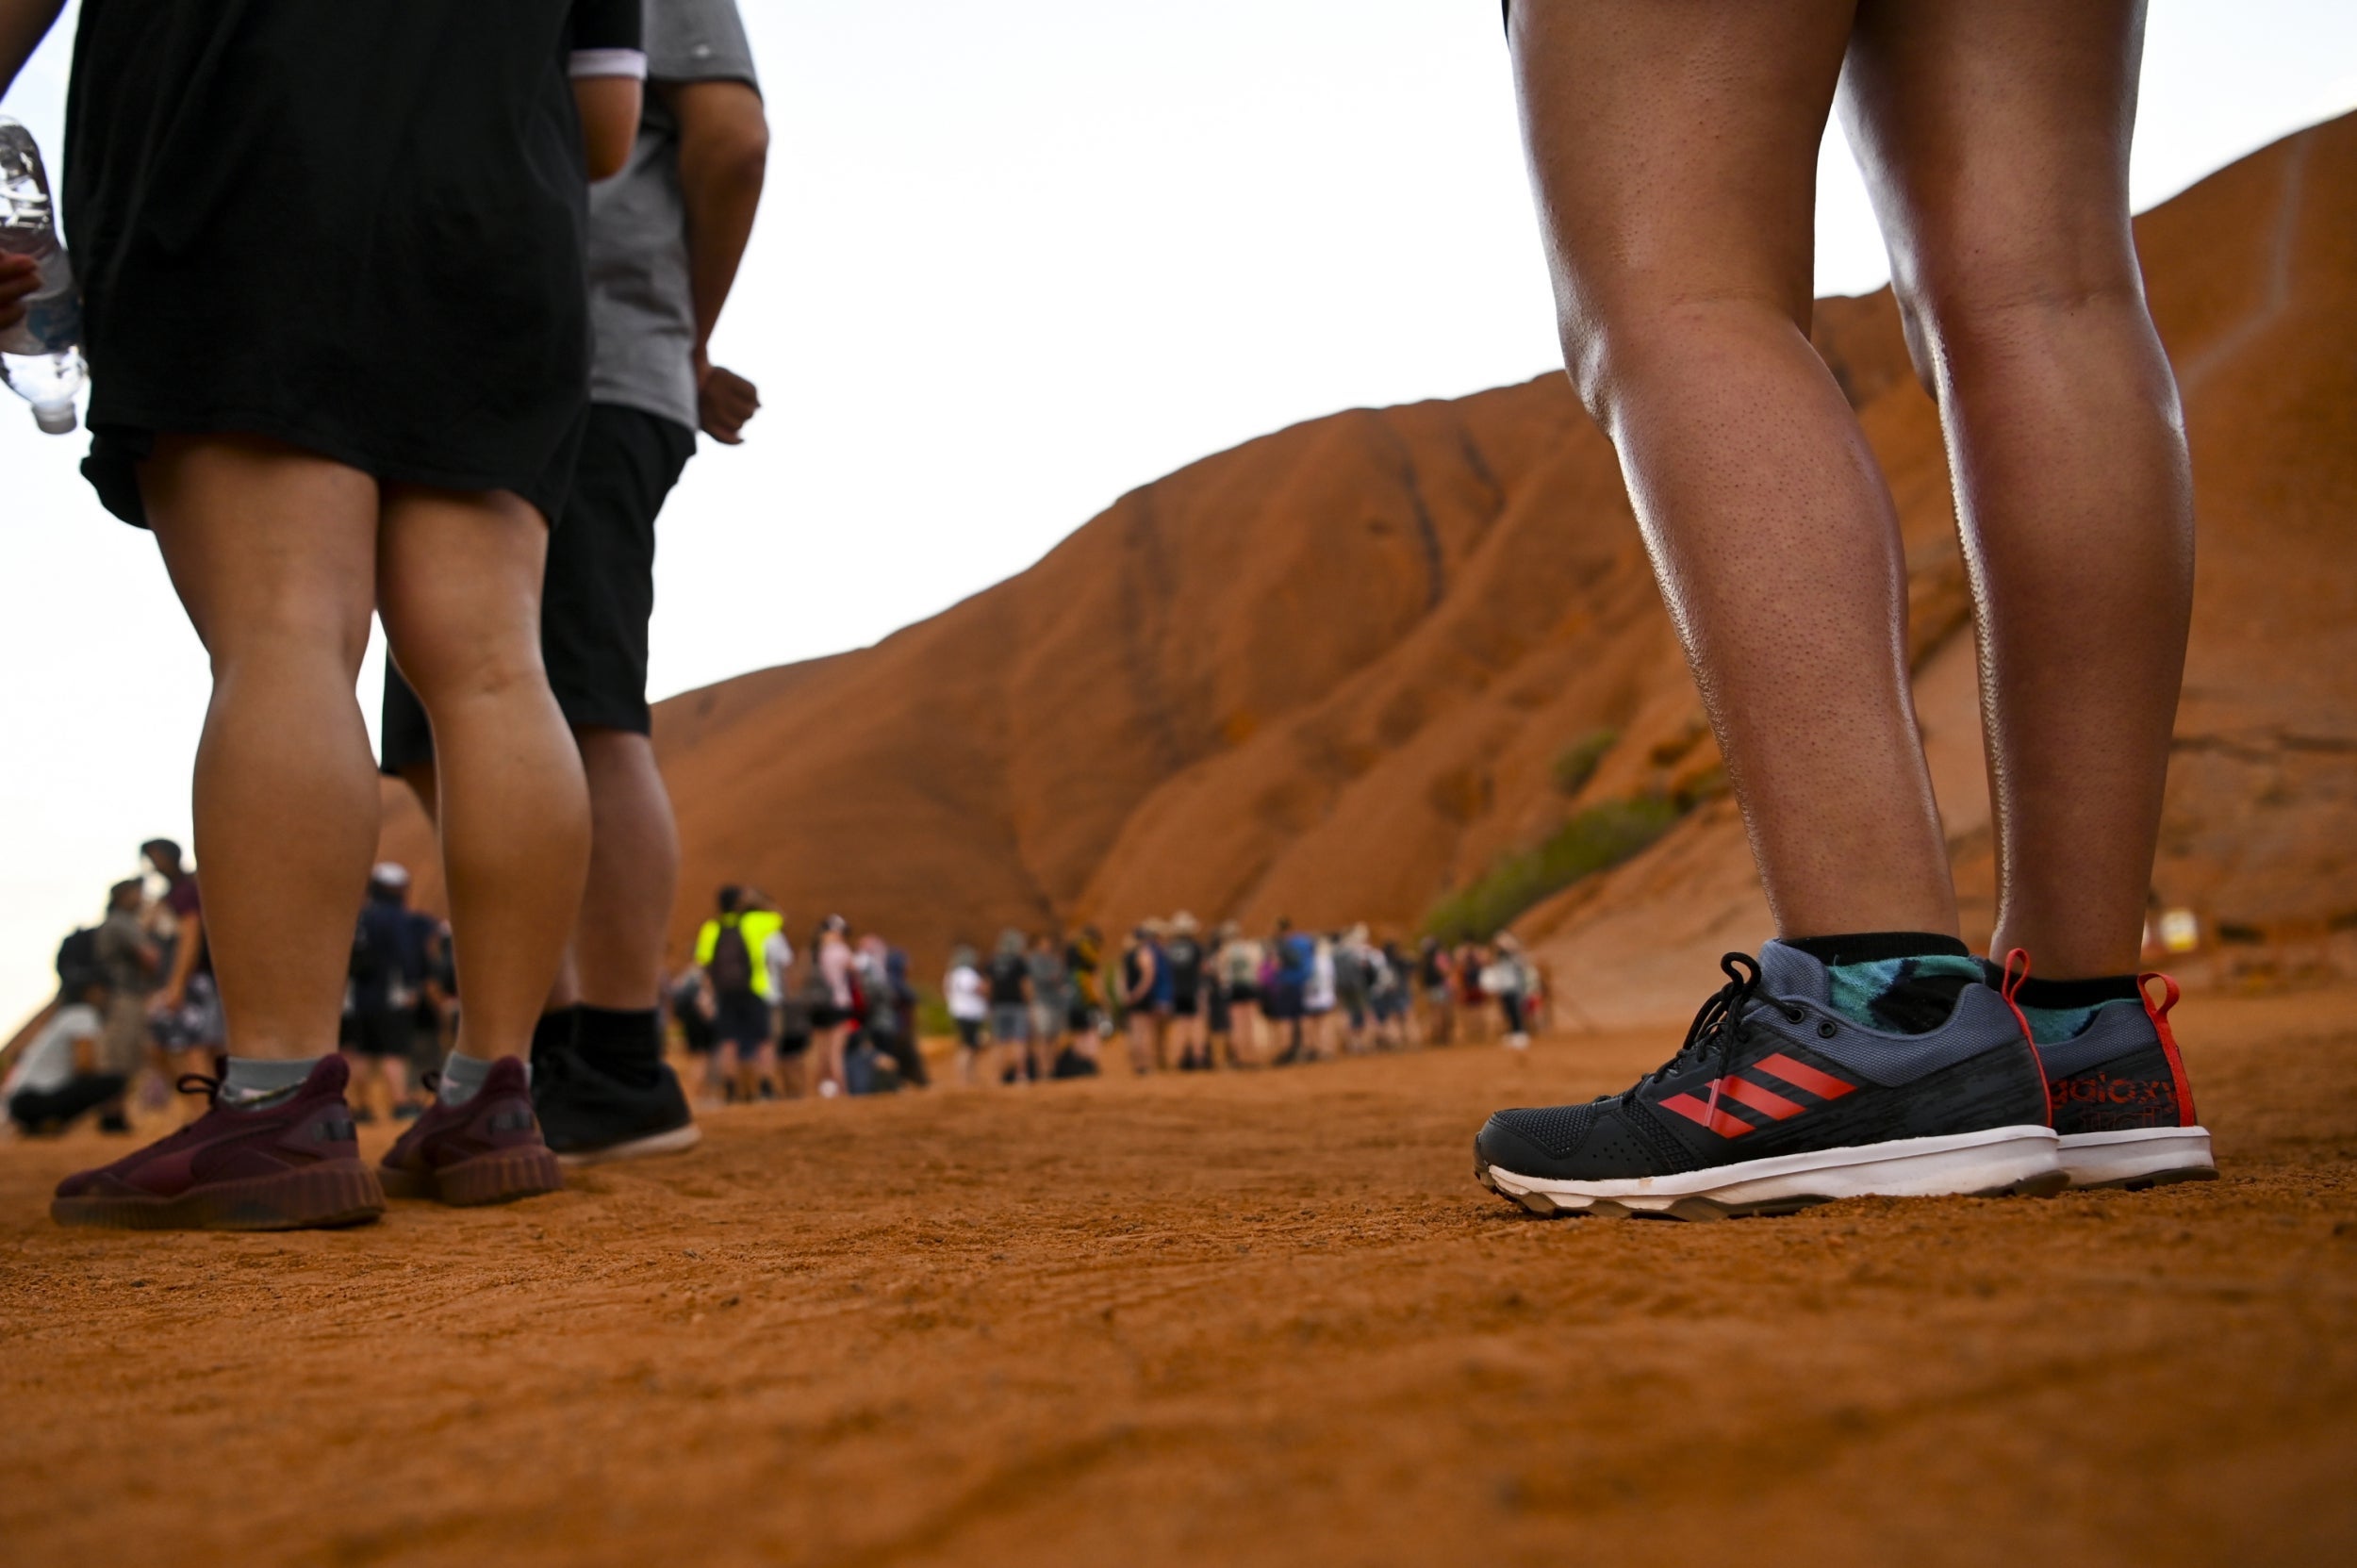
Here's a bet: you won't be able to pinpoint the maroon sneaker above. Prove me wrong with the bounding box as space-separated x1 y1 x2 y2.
380 1056 564 1206
51 1056 385 1230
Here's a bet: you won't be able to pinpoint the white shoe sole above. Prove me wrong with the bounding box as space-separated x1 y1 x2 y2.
1480 1124 2062 1220
2056 1126 2216 1189
555 1121 702 1169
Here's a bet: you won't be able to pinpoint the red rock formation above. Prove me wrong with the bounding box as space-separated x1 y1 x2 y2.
377 114 2357 1017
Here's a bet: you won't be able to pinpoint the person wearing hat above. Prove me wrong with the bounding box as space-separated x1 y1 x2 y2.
346 863 433 1120
1481 933 1535 1051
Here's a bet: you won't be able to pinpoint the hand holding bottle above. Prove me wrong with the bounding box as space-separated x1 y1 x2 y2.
0 114 83 432
0 249 36 333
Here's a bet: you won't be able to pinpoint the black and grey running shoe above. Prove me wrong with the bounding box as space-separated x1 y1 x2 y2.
1475 943 2062 1220
534 1047 701 1168
1988 966 2215 1190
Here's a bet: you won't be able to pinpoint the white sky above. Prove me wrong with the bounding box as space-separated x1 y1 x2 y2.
4 0 2354 1032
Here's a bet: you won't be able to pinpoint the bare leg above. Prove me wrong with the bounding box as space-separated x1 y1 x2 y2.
377 487 589 1065
140 437 380 1062
816 1023 848 1095
570 729 681 1008
1512 0 1958 938
1840 0 2189 977
400 725 673 1013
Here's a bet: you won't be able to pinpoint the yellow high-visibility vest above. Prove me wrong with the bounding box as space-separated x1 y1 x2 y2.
694 910 787 997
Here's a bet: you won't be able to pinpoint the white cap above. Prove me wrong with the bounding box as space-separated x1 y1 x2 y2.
32 401 74 435
370 862 411 888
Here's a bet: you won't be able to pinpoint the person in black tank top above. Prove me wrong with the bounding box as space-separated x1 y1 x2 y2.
1119 928 1161 1076
1163 914 1209 1071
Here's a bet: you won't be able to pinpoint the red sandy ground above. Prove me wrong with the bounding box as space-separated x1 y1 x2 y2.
3 986 2353 1568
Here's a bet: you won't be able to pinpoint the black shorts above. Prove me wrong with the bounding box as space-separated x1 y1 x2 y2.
712 988 771 1049
9 1074 127 1133
379 403 697 772
351 1006 412 1059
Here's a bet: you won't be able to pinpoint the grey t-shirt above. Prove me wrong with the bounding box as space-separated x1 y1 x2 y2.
585 0 761 431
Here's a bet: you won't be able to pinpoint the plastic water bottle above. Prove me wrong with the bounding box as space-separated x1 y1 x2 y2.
0 116 83 435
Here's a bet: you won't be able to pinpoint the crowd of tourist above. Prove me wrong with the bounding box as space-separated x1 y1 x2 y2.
656 895 1554 1104
667 887 933 1104
8 851 1556 1136
931 913 1547 1090
0 840 460 1136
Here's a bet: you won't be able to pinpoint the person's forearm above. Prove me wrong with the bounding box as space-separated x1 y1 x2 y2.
0 0 64 100
670 81 767 357
161 916 199 998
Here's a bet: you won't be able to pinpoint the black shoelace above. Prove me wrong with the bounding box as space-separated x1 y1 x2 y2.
1613 951 1766 1116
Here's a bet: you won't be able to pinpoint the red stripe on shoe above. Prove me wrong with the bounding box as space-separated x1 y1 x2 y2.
1752 1053 1856 1101
1659 1092 1755 1138
1719 1075 1807 1120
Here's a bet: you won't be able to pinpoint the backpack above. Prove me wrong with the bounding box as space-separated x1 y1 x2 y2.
844 1033 901 1096
55 926 100 991
707 920 753 993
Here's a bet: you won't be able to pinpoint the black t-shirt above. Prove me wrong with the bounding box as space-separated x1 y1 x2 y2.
1165 936 1203 995
987 953 1029 1007
66 0 644 527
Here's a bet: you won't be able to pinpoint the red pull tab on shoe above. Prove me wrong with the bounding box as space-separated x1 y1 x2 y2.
1995 949 2050 1123
2139 971 2198 1127
1999 948 2032 1002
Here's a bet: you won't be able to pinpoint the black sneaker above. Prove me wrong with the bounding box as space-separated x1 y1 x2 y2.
534 1047 701 1168
1475 944 2063 1220
1995 967 2216 1190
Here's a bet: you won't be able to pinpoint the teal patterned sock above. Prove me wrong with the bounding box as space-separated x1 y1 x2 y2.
1825 954 1986 1033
